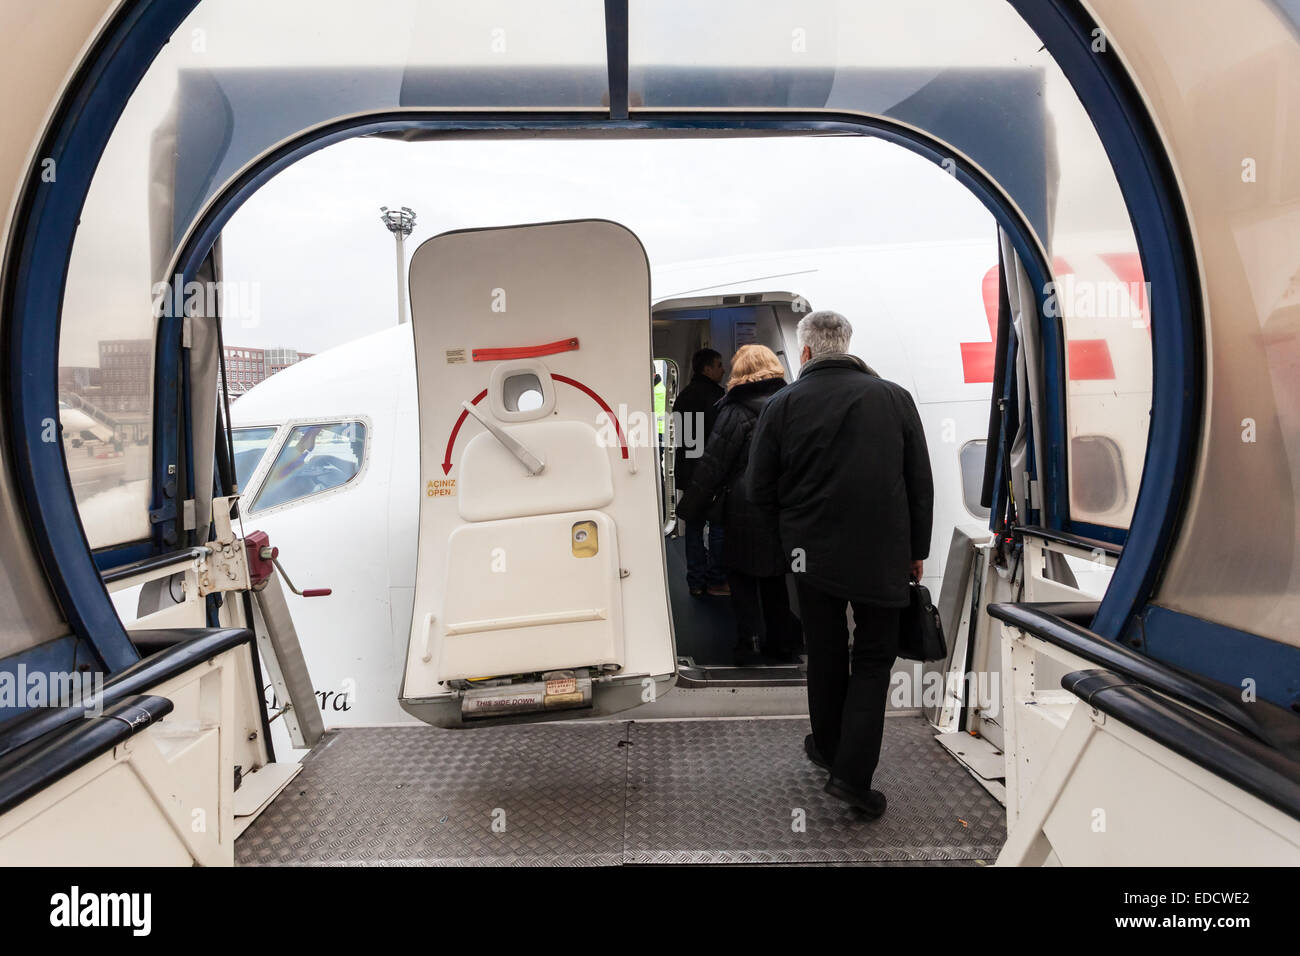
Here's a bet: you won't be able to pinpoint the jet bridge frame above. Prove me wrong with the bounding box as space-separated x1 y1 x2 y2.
2 0 1202 690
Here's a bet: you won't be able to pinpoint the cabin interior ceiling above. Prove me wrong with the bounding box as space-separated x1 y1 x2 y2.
654 303 797 382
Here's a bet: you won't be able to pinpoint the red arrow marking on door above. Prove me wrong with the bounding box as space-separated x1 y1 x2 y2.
441 388 489 474
551 373 629 459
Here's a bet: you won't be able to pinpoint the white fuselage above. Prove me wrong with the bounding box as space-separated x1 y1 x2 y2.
223 238 1139 750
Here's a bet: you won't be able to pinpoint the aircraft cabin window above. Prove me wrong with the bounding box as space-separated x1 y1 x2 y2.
502 373 545 413
231 426 278 492
1069 435 1127 517
251 422 367 513
958 440 992 520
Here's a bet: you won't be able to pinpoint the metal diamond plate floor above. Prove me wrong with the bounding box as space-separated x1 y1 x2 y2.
236 716 1004 866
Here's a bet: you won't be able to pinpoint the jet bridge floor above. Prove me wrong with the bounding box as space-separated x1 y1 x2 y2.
236 715 1004 865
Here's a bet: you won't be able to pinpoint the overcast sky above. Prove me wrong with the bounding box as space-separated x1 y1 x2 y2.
216 134 993 355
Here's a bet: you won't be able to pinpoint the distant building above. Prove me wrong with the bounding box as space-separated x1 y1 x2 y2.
58 365 101 394
223 345 313 398
54 340 150 443
264 346 314 377
98 339 151 413
222 346 265 397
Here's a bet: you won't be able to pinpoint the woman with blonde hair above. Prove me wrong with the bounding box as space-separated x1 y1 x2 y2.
677 344 803 665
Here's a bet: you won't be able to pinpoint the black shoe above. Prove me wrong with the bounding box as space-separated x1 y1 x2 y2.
804 734 831 770
824 777 887 819
689 586 706 597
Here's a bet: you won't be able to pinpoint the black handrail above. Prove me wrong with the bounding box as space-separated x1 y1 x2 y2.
101 546 208 585
0 695 173 816
1016 525 1123 558
0 627 252 760
1022 601 1100 626
1064 670 1300 822
989 602 1300 761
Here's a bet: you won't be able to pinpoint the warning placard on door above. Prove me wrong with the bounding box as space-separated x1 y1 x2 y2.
427 478 456 497
445 348 467 365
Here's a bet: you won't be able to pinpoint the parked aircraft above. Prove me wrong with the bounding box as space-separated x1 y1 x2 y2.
219 234 1138 749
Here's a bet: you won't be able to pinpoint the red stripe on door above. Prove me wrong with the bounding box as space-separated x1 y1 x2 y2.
472 337 580 362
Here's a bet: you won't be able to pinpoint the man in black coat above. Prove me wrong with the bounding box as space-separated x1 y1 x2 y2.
746 311 933 819
672 348 727 596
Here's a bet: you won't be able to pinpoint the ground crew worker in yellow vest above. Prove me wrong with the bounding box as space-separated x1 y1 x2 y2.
653 368 667 441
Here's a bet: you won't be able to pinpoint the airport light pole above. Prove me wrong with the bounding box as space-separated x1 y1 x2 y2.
380 205 417 325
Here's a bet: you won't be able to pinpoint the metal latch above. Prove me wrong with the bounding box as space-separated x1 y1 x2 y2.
461 400 546 476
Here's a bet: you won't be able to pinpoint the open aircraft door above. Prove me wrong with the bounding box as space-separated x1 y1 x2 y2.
400 220 676 727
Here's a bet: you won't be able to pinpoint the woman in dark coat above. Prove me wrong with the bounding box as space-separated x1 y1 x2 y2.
677 344 803 665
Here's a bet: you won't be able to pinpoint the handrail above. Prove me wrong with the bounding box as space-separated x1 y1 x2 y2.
1016 525 1122 559
0 627 252 760
101 546 208 585
0 695 173 816
989 602 1300 762
1019 601 1099 626
1064 670 1300 822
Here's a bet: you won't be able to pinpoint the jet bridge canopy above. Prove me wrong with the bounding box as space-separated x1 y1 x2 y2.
5 0 1300 872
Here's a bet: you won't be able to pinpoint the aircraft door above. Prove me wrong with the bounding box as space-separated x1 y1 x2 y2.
400 220 676 726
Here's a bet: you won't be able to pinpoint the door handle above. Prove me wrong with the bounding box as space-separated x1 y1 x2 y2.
461 400 546 476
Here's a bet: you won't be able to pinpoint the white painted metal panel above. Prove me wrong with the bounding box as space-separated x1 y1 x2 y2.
402 219 674 706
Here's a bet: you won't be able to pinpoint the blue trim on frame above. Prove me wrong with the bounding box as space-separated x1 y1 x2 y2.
0 635 103 725
1035 273 1070 530
1009 0 1204 643
2 0 200 673
1068 520 1128 548
148 314 184 551
92 539 154 572
1138 605 1300 713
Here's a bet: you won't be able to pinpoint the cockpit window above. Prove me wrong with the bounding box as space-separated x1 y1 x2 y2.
251 421 367 513
231 426 278 492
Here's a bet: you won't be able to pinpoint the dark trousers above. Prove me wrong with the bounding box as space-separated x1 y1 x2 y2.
727 571 802 655
683 519 725 589
796 579 900 790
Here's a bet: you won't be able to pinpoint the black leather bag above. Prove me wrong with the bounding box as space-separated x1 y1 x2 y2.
898 581 946 662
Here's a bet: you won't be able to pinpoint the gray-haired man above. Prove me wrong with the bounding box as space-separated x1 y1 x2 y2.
746 310 933 818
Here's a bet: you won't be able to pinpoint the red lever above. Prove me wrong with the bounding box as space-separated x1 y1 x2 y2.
268 554 331 598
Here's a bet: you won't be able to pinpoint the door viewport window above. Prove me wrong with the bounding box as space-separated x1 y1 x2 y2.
502 372 544 413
